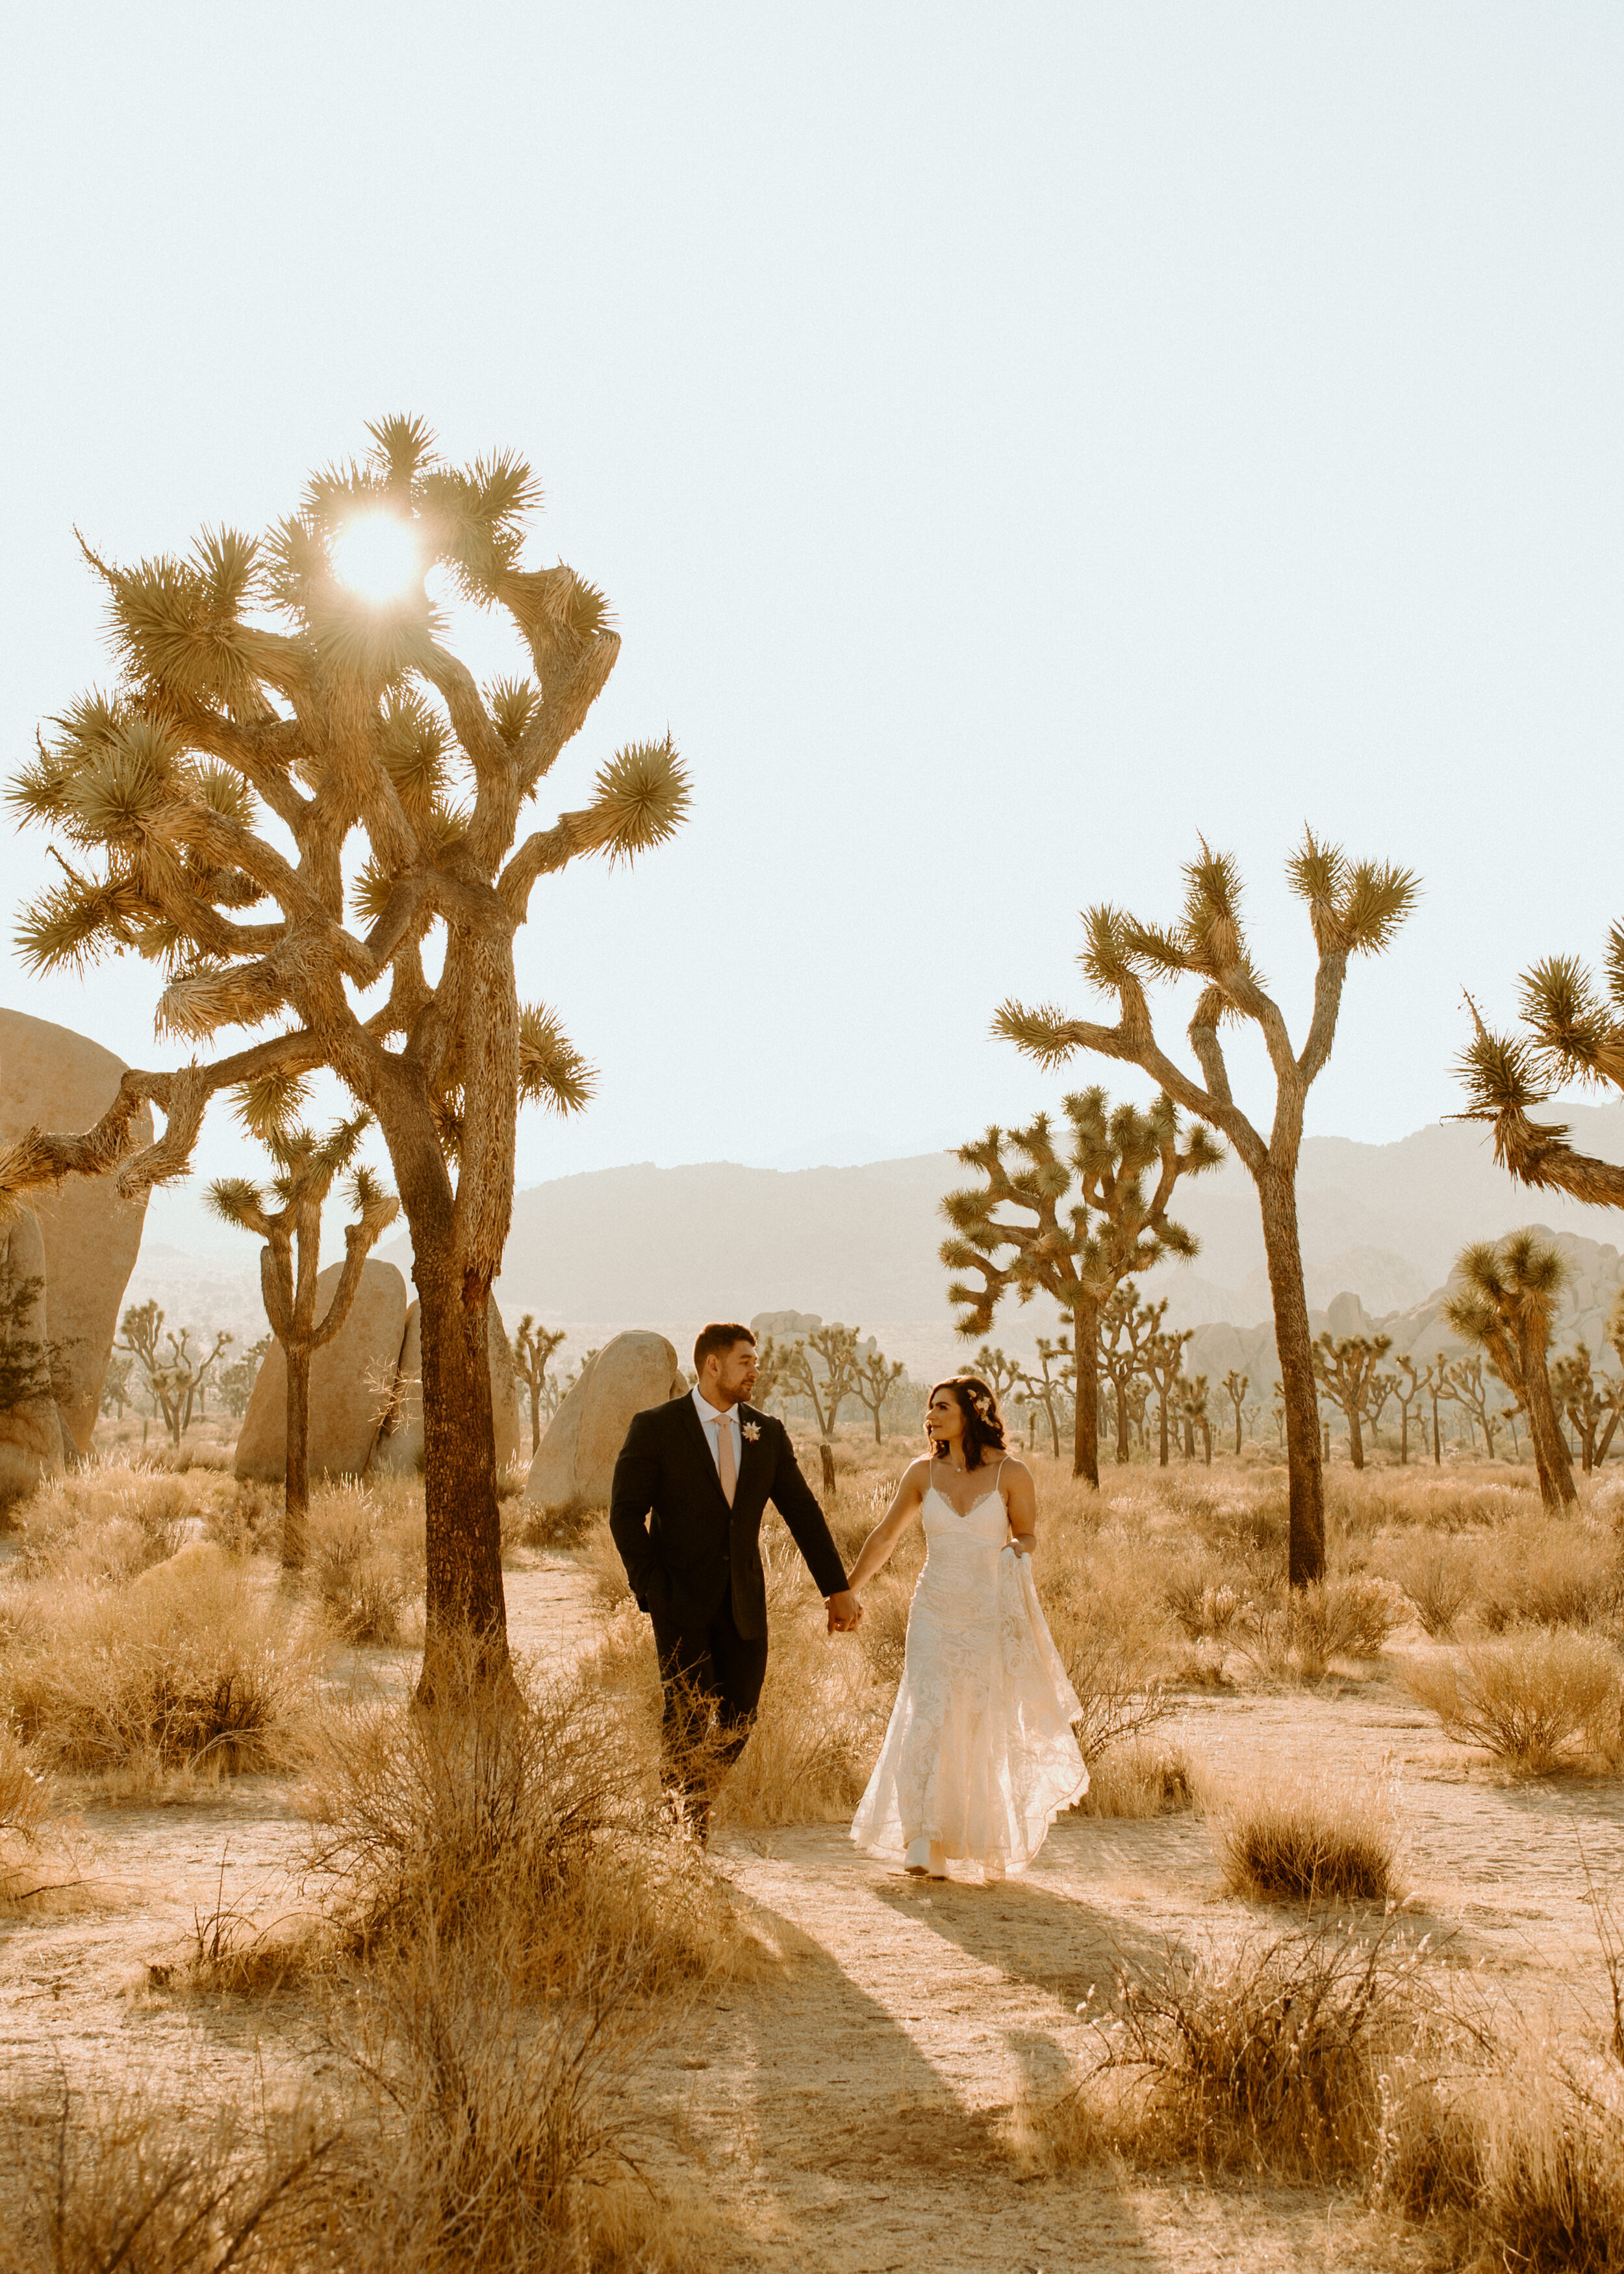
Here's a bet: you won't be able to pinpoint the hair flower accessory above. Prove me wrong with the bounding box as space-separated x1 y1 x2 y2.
742 1420 761 1441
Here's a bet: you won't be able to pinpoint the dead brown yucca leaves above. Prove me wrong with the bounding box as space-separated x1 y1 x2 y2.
1404 1630 1624 1772
1204 1765 1403 1906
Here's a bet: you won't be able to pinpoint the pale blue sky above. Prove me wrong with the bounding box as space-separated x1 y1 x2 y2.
4 3 1623 1194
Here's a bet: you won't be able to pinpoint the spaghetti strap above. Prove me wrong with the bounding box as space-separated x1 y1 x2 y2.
995 1456 1008 1497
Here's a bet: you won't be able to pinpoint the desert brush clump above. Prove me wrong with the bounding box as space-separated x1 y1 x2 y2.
1074 1735 1195 1819
1204 1764 1403 1905
1475 1517 1624 1634
1 1545 320 1785
1377 1533 1478 1637
0 1990 716 2274
1403 1630 1624 1772
7 1461 194 1581
1230 1574 1399 1685
306 1477 424 1645
304 1635 739 1997
1075 1920 1434 2179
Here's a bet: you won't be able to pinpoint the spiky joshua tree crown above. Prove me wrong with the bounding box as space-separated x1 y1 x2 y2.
3 415 689 1218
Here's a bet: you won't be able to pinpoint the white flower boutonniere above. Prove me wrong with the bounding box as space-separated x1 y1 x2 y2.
741 1421 761 1442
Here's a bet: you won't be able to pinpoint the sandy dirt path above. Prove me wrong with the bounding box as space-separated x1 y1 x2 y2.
3 1555 1622 2272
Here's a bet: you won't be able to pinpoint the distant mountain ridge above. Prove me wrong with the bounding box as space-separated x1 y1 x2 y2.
124 1102 1624 1377
355 1099 1624 1364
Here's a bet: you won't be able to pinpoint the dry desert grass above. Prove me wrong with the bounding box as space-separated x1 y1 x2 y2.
8 1433 1624 2269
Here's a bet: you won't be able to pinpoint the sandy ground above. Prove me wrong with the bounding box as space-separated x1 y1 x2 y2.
3 1554 1623 2272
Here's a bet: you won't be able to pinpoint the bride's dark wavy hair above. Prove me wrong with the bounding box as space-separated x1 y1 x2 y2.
928 1376 1008 1469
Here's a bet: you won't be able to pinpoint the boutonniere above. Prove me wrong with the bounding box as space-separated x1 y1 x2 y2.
741 1421 761 1442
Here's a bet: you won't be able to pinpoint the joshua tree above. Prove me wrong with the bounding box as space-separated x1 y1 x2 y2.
1100 1287 1164 1464
972 1346 1022 1405
1456 926 1624 1213
1141 1321 1195 1467
100 1350 134 1421
118 1302 233 1447
1174 1373 1212 1464
1015 1333 1073 1458
209 1100 400 1568
942 1089 1221 1485
1221 1368 1249 1455
513 1315 567 1446
852 1346 907 1444
1550 1344 1608 1472
1442 1232 1576 1512
218 1335 270 1422
1309 1331 1394 1473
995 834 1417 1584
777 1324 861 1495
1391 1352 1427 1466
1415 1353 1451 1465
0 419 686 1698
1441 1354 1504 1459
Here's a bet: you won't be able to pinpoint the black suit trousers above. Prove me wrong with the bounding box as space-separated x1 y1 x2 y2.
650 1592 768 1794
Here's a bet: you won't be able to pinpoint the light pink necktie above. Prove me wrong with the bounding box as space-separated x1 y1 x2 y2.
717 1411 737 1506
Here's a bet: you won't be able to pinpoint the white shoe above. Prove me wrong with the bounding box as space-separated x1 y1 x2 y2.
904 1836 932 1876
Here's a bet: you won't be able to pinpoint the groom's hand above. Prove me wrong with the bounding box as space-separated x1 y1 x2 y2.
826 1589 863 1634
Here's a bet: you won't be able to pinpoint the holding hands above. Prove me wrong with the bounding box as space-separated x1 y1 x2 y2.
826 1587 864 1635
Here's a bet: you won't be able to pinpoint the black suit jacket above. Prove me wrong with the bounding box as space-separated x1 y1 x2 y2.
609 1396 848 1641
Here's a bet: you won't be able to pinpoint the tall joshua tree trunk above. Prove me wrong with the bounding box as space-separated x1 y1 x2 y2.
1260 1173 1325 1587
285 1347 312 1566
1071 1297 1100 1485
416 1250 505 1673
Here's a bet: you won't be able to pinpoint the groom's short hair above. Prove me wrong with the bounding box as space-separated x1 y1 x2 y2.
694 1322 755 1373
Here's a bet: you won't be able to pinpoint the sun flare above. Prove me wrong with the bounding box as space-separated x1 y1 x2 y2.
331 513 421 604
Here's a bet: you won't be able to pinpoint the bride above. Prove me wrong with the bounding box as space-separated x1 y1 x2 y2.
846 1376 1087 1882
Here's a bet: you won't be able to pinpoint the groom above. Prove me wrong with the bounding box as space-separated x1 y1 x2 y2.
610 1322 863 1822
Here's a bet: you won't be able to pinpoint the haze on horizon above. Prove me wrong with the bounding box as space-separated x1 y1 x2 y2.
5 4 1623 1194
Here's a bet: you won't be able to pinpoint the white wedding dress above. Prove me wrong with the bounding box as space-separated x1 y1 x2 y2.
850 1464 1088 1880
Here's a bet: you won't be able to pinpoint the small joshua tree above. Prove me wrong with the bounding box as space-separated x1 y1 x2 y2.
995 835 1417 1583
1441 1353 1504 1460
1391 1352 1426 1466
1310 1331 1393 1473
218 1335 270 1421
941 1088 1221 1485
0 418 685 1699
1141 1320 1194 1468
1100 1286 1164 1464
209 1092 400 1568
118 1301 232 1447
852 1346 907 1444
1550 1344 1609 1473
1174 1372 1212 1463
1442 1232 1576 1512
513 1315 567 1447
971 1346 1022 1405
1015 1334 1073 1458
777 1324 861 1496
1221 1368 1249 1455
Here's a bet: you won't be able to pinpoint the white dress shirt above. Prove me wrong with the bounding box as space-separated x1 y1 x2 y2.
692 1385 742 1479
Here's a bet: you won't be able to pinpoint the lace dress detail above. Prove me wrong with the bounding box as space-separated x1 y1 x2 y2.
850 1476 1088 1877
